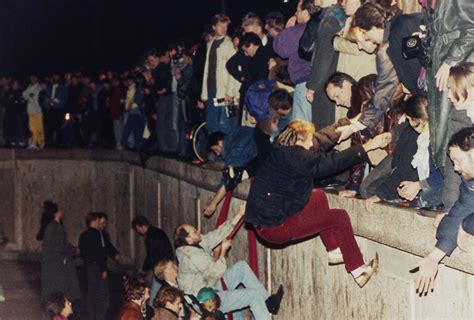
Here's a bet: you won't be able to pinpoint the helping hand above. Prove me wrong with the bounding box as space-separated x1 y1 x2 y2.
411 256 439 296
336 125 354 143
397 181 421 201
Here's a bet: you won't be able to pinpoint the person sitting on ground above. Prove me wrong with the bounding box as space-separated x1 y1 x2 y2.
152 286 184 320
174 206 283 320
197 287 226 320
245 119 392 287
411 127 474 296
45 292 74 320
364 94 444 211
117 276 150 320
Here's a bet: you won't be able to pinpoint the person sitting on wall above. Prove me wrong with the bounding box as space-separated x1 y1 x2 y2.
174 205 283 320
245 119 392 287
411 127 474 296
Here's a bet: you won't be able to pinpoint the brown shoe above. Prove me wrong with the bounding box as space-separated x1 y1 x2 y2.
355 252 379 288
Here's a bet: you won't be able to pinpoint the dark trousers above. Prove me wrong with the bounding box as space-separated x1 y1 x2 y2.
256 189 364 272
86 265 109 320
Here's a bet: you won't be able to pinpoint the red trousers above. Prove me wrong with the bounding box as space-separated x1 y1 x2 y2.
256 189 364 272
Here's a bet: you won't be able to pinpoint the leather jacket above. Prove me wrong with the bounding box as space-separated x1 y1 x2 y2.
298 9 323 62
426 0 474 167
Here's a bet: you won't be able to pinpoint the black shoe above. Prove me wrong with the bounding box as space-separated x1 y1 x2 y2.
265 284 283 315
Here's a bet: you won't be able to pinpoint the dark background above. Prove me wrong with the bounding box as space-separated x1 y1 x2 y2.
0 0 297 78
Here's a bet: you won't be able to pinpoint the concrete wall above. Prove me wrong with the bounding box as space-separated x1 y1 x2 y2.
0 150 473 319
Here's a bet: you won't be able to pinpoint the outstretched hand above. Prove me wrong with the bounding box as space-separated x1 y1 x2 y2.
410 256 439 296
203 203 217 217
232 204 246 226
336 125 354 143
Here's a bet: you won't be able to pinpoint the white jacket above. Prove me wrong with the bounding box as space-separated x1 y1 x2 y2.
22 83 42 116
201 36 241 101
176 221 233 295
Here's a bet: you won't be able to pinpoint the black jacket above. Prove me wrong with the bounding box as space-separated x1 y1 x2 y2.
143 226 174 272
248 43 276 85
387 13 424 94
79 228 119 272
245 143 368 227
298 9 323 62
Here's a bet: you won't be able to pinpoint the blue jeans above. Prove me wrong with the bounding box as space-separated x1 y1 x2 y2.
121 110 145 150
86 266 109 320
206 86 232 134
291 82 312 122
214 261 270 320
417 184 444 208
149 276 162 307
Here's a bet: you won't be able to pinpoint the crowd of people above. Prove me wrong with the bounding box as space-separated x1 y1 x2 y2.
28 0 474 318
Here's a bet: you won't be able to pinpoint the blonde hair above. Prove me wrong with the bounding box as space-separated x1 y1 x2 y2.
276 119 316 146
347 26 364 43
448 62 474 103
154 259 173 281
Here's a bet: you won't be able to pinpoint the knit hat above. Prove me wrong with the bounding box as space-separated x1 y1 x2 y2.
197 287 218 303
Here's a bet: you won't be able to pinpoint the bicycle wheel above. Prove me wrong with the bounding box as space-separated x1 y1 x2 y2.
191 121 209 162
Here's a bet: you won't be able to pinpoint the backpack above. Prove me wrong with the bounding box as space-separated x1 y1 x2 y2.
244 79 276 121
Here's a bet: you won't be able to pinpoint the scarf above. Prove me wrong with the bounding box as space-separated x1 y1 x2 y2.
411 125 430 181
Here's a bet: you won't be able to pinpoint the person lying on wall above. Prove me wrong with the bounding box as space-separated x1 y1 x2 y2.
411 127 474 296
245 119 392 287
174 205 283 320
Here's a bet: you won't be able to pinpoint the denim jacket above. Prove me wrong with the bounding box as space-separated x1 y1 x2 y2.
436 178 474 255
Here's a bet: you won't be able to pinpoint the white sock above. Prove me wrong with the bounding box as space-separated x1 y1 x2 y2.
351 265 366 278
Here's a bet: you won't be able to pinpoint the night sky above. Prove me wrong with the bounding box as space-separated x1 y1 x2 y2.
0 0 297 78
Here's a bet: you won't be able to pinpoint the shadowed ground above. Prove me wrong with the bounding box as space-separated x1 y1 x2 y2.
0 259 126 320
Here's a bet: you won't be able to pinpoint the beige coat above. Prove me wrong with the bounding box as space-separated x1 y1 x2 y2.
201 36 241 101
333 18 377 81
176 221 233 295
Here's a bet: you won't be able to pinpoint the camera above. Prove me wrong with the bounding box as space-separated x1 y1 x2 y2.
401 26 431 68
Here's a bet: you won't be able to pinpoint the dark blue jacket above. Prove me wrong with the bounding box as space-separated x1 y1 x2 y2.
462 213 474 236
44 83 68 110
223 127 257 168
245 144 368 227
436 178 474 255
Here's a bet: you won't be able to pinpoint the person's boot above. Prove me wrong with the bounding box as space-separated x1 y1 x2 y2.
265 284 284 315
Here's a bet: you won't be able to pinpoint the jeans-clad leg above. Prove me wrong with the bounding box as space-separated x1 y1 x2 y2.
214 261 270 320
